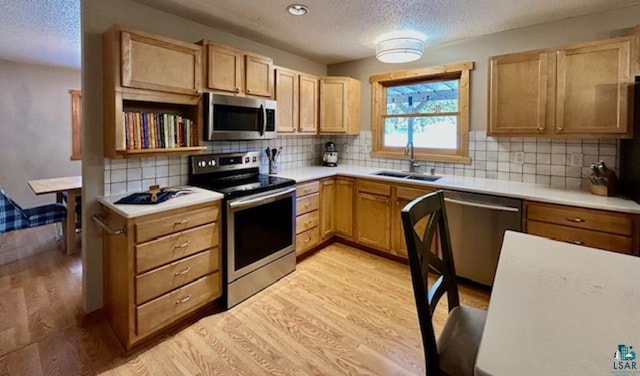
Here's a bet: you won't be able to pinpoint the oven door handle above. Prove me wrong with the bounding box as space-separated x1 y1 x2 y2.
228 186 296 210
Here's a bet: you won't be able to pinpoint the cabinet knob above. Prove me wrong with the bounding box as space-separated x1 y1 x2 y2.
234 87 240 93
556 126 564 133
246 89 252 94
537 126 545 133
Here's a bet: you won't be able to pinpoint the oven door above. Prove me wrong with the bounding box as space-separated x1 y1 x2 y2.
226 186 295 283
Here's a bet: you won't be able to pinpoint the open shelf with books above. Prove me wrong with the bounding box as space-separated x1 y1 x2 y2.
102 24 207 159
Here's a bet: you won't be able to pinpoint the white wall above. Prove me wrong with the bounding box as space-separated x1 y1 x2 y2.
327 5 640 132
0 59 81 207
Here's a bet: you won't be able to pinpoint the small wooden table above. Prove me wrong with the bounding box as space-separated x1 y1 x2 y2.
28 176 82 255
475 230 640 375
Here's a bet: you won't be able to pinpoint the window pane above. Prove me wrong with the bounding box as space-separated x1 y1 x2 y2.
386 79 459 114
384 116 457 149
383 117 408 147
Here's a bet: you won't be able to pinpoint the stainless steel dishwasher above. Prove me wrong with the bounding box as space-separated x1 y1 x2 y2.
443 190 522 286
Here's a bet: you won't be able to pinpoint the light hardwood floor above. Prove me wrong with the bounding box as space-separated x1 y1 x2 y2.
0 238 489 375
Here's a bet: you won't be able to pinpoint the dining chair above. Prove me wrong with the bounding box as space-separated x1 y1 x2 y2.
401 190 487 376
0 186 67 234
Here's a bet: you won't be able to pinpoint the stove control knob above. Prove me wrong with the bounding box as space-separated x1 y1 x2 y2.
245 157 250 163
208 160 216 167
198 161 206 168
252 157 257 162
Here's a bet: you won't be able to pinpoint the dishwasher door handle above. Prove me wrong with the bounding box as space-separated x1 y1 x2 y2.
444 197 520 213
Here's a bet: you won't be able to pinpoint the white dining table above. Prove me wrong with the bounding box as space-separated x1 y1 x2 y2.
475 230 640 376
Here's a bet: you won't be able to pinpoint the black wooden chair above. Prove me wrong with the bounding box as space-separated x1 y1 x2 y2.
401 190 487 376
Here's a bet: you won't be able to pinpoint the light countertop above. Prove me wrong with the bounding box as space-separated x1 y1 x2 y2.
98 186 223 218
277 165 640 214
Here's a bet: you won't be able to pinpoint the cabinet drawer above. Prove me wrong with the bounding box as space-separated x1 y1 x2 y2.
136 223 218 273
396 186 433 201
358 180 391 196
296 193 319 216
136 206 219 243
526 202 633 236
297 181 320 197
296 210 319 234
296 227 320 255
136 272 221 336
135 249 220 304
527 221 633 254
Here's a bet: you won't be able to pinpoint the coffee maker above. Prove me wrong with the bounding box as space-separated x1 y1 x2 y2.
322 141 338 167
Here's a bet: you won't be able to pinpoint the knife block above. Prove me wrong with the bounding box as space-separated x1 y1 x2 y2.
589 173 617 196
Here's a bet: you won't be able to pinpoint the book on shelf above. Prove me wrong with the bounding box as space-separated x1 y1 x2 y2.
122 111 198 150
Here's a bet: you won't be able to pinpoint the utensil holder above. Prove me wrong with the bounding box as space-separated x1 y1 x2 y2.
588 173 617 196
269 160 278 174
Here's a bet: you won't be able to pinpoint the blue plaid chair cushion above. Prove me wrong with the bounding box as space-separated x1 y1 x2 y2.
23 204 67 228
0 187 29 233
0 186 67 234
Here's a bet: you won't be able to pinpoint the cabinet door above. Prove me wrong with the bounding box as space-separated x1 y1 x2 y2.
245 53 274 98
392 186 433 258
298 73 319 133
320 179 335 240
334 178 354 238
356 192 391 251
319 77 349 133
206 44 243 94
488 51 551 135
121 30 201 95
555 38 631 135
275 68 298 133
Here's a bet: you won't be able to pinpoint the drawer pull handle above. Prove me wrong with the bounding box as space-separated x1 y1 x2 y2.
174 266 191 276
305 220 313 226
565 240 584 246
176 295 192 304
305 203 311 208
566 217 585 223
174 240 191 249
304 237 311 243
175 218 191 225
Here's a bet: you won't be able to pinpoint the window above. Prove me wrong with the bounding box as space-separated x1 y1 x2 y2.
70 89 82 160
370 62 473 163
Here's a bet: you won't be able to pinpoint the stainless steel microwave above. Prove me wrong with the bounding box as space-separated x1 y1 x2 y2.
204 93 277 140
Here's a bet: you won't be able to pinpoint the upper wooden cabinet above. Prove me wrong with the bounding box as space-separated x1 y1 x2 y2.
488 36 632 138
117 26 202 95
319 77 361 135
275 67 319 134
102 25 206 159
201 40 274 98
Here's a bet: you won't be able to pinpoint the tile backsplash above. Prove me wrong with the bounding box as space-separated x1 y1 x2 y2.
104 130 619 195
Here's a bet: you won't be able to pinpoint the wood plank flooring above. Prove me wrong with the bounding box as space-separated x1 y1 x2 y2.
0 240 489 375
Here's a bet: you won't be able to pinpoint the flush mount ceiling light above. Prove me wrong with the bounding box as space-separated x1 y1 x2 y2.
375 31 425 64
287 4 309 16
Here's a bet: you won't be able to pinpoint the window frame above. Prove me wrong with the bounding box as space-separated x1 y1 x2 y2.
370 61 473 164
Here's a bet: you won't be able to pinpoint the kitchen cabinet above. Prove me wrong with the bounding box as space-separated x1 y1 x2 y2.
334 177 355 239
275 67 319 134
102 24 206 159
355 180 392 252
296 181 320 256
201 40 273 98
488 36 632 138
392 185 434 258
319 77 361 135
524 201 640 255
100 200 222 350
320 178 335 240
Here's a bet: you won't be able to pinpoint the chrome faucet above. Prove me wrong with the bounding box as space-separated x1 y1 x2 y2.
404 141 421 173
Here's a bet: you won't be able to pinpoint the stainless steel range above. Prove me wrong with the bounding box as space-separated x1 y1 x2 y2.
189 151 296 308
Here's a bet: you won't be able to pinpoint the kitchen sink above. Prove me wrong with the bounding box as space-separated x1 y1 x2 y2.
371 171 442 182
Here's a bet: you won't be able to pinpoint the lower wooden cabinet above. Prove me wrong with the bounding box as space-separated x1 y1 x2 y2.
334 177 354 239
356 180 392 251
320 178 336 240
296 181 320 255
392 186 434 258
100 200 222 350
524 201 639 255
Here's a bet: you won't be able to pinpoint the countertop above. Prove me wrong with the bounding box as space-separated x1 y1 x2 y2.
277 165 640 214
98 186 223 218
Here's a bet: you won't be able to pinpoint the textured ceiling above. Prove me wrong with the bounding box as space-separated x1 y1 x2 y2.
0 0 638 68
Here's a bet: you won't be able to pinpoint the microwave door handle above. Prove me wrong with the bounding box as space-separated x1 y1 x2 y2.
259 104 266 137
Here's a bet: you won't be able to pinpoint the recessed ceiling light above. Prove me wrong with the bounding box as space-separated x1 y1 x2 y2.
287 4 309 16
